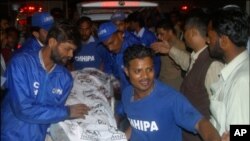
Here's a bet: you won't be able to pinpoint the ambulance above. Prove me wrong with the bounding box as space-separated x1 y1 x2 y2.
76 0 159 21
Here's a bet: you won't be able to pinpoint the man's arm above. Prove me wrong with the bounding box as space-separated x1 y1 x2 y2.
196 118 221 141
8 55 89 124
221 131 230 141
125 126 131 140
151 41 190 71
169 46 190 71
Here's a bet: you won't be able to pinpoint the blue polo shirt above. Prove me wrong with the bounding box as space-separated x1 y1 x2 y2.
134 27 161 78
122 80 202 141
109 31 141 91
73 36 109 70
18 36 43 53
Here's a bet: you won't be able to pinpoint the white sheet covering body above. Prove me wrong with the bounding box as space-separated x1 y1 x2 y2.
49 68 127 141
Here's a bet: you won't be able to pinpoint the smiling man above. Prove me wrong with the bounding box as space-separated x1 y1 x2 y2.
122 44 221 141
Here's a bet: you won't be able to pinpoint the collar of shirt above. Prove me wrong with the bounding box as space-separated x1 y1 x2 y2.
190 45 208 62
220 50 249 81
0 54 5 71
36 38 44 47
188 45 208 71
134 27 145 38
82 35 95 45
39 50 56 73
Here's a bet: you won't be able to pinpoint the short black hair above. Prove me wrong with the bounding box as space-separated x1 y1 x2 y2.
123 44 155 67
46 22 81 47
185 16 208 38
76 16 92 27
156 19 175 34
210 7 249 47
126 11 145 27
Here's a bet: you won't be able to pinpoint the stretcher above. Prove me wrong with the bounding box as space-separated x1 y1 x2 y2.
47 68 127 141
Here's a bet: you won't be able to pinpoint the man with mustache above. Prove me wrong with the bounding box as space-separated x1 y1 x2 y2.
122 45 221 141
208 5 249 139
1 23 90 141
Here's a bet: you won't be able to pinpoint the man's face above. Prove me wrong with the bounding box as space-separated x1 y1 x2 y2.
51 41 76 65
156 27 171 42
207 21 224 59
6 31 19 48
125 57 154 95
114 20 126 33
103 33 122 53
183 26 193 48
0 19 9 30
129 21 137 31
38 28 48 44
79 21 92 42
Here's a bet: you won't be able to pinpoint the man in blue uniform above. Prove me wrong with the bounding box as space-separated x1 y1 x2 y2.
1 23 90 141
98 21 141 91
97 21 141 130
122 45 221 141
127 11 161 78
111 10 127 33
19 12 54 52
73 16 110 71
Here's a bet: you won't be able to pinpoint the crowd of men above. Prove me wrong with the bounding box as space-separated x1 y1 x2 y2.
1 4 249 141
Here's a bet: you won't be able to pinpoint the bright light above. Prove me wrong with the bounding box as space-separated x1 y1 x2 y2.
38 7 43 12
80 1 158 8
28 6 35 11
101 1 140 7
181 5 189 11
19 5 43 13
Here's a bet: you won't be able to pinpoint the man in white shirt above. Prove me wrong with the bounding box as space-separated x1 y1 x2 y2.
152 18 224 98
152 15 224 141
208 6 249 138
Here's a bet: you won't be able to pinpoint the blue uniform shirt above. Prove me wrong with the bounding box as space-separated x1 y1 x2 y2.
73 36 110 70
122 80 202 141
109 31 141 91
19 36 43 52
134 27 161 78
1 50 72 141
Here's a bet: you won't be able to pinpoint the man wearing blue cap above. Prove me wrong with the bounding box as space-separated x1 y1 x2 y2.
111 10 141 55
19 12 54 52
111 11 127 33
1 23 90 141
98 21 141 129
98 21 141 92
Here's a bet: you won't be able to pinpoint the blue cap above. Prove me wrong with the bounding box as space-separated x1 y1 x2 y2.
98 22 117 42
111 11 126 22
31 12 54 31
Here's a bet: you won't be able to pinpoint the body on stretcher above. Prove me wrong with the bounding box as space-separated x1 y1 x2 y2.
46 68 127 141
